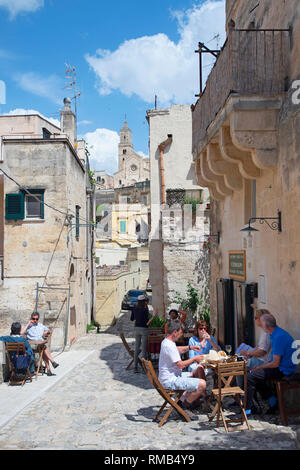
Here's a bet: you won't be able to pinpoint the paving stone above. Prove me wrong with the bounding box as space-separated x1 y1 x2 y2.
0 312 299 450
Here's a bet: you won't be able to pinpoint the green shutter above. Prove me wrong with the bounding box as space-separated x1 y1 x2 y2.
120 220 127 233
5 193 24 220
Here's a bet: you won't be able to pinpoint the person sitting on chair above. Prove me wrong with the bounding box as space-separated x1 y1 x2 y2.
164 309 186 335
0 322 34 374
21 312 59 376
246 313 297 415
188 320 221 373
159 320 207 411
237 309 273 370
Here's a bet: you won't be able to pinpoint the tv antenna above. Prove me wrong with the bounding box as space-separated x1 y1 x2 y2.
64 64 81 119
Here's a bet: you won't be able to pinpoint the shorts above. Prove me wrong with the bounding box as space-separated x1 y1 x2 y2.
162 372 200 392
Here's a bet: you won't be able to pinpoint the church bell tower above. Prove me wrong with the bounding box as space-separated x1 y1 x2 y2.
119 119 133 169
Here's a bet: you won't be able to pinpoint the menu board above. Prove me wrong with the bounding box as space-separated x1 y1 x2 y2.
229 251 246 281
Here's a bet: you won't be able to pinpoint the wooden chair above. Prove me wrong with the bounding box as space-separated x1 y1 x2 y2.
5 343 32 386
33 341 48 380
141 358 191 427
209 361 250 432
272 373 300 426
120 333 142 370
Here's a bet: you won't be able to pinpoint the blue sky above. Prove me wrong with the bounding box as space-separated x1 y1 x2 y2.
0 0 225 174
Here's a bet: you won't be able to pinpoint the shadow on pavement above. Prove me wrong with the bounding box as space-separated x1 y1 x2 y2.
99 339 152 392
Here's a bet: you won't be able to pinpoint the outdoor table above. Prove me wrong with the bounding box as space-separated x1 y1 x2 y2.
28 339 48 380
201 358 247 414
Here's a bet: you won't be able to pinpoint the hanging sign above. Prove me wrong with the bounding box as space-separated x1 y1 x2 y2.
229 250 246 281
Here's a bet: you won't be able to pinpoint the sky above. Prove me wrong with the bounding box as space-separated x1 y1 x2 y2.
0 0 226 175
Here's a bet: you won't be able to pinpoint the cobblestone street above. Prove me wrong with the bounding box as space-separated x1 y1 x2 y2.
0 313 299 451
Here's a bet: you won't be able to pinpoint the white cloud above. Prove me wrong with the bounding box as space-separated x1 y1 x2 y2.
4 108 60 128
14 72 64 105
84 128 120 175
0 0 44 19
137 151 149 159
86 0 226 106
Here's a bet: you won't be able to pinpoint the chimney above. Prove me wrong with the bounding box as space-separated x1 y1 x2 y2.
60 97 76 145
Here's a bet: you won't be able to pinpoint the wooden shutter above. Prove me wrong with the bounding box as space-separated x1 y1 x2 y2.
5 193 24 220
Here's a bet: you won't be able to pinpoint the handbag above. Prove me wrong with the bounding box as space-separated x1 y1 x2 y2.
13 353 31 370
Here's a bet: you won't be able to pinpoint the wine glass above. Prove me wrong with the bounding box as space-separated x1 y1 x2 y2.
225 344 232 356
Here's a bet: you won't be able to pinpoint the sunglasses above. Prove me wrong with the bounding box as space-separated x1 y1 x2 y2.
32 318 39 321
198 327 207 331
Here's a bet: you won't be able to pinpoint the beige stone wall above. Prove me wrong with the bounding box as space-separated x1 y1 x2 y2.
202 0 300 340
0 137 92 349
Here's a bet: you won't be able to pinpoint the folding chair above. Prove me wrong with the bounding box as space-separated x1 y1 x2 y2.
142 358 191 427
5 342 32 386
120 333 142 370
209 361 250 432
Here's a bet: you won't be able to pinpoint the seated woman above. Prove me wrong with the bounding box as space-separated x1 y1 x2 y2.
188 320 221 373
0 322 35 374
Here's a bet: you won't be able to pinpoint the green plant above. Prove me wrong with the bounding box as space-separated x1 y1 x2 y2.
174 281 202 314
86 321 100 333
202 237 211 253
87 169 96 189
200 305 210 326
182 196 203 215
148 315 165 328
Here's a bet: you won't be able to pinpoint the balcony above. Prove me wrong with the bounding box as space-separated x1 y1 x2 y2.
192 28 290 200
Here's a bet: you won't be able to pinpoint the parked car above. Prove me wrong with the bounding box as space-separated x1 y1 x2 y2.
146 279 152 292
121 289 148 310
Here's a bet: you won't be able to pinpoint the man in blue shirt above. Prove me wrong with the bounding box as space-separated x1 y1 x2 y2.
246 313 296 414
21 312 59 376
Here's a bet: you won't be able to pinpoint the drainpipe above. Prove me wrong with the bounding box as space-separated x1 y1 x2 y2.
157 135 173 321
158 134 172 205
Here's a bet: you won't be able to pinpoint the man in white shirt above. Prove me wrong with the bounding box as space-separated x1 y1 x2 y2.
158 321 207 410
21 312 59 376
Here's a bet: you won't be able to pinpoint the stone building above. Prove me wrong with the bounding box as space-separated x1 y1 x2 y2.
94 171 114 190
0 99 95 353
146 104 210 320
113 120 150 188
192 0 300 348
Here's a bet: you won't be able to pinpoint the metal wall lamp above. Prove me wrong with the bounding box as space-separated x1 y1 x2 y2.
240 210 282 234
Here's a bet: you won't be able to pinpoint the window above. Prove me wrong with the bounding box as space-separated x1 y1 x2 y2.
6 189 45 220
76 205 80 239
42 128 51 139
119 220 127 233
123 149 127 155
25 194 43 219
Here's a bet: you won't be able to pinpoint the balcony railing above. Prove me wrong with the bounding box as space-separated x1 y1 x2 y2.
192 29 290 147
